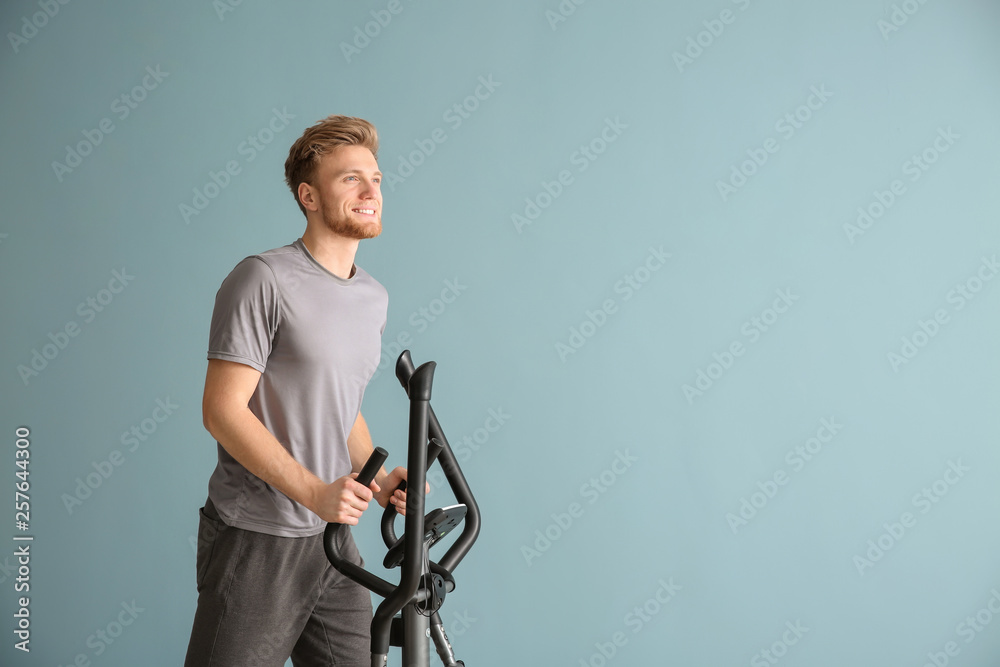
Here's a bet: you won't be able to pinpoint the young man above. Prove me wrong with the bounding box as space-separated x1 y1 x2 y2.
185 116 412 666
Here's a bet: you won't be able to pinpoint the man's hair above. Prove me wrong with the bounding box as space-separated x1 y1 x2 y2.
284 115 379 216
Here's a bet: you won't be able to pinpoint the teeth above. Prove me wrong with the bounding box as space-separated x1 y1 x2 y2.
354 208 375 215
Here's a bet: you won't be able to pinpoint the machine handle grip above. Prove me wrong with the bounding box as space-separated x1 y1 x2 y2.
357 446 388 488
381 438 444 547
395 350 416 391
324 446 397 599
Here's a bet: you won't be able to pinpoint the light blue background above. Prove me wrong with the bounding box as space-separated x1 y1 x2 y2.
2 1 1000 665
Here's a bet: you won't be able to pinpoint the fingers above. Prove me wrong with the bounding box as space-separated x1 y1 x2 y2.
348 472 379 498
336 492 370 524
385 488 403 515
326 475 378 523
371 467 437 517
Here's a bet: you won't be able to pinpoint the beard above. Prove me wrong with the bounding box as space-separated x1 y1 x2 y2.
321 203 382 240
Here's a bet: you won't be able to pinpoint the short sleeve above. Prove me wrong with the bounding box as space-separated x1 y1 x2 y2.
207 256 280 373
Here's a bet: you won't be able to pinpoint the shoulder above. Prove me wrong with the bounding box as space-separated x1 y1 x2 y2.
222 254 278 288
352 266 388 299
222 241 304 285
251 242 302 274
256 242 300 263
214 247 292 304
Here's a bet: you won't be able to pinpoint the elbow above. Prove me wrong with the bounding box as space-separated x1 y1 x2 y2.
202 398 222 437
202 397 248 441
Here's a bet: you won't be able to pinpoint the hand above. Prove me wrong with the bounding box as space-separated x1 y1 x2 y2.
375 467 432 516
313 473 380 525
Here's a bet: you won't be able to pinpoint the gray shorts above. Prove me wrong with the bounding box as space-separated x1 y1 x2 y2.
184 499 373 666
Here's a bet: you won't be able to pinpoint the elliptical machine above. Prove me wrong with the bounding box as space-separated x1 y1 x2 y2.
324 351 481 667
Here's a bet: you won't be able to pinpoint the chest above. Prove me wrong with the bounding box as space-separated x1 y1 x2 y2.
269 280 384 379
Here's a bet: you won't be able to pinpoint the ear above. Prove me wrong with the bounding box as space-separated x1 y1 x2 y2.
297 181 319 212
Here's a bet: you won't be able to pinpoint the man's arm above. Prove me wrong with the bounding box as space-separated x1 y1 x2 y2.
346 411 410 515
202 358 377 525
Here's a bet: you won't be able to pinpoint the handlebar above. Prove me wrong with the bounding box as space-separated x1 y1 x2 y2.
392 351 481 574
326 354 476 660
356 446 388 487
380 438 443 547
323 444 396 598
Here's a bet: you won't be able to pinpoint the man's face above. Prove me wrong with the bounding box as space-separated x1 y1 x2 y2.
306 144 383 240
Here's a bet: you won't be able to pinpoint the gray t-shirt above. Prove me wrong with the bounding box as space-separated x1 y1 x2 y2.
206 238 387 537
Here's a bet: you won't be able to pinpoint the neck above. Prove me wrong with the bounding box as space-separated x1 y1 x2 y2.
301 224 360 279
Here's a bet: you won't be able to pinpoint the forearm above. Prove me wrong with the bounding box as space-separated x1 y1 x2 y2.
347 412 390 488
207 406 326 514
347 411 417 515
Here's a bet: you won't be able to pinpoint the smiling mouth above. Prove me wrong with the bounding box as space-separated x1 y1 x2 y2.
352 208 377 215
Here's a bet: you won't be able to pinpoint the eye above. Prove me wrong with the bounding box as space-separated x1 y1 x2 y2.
345 175 359 182
372 177 381 184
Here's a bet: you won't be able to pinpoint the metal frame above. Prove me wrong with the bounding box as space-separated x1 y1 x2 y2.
324 350 481 667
